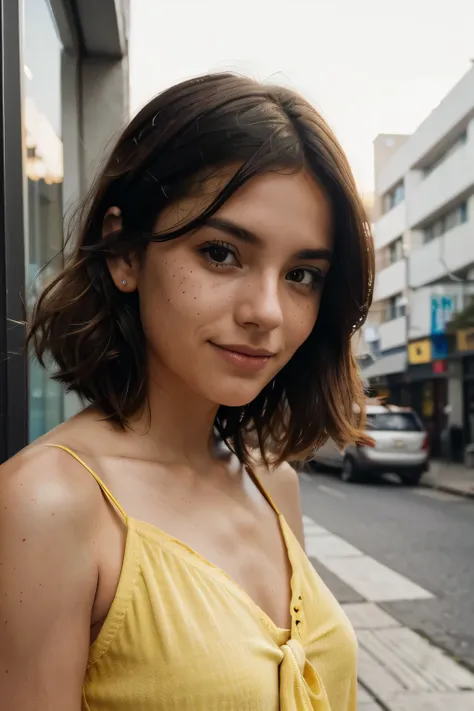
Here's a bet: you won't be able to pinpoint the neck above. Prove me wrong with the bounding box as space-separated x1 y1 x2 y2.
125 361 220 468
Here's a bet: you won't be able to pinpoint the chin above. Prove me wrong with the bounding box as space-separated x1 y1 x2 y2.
209 383 268 409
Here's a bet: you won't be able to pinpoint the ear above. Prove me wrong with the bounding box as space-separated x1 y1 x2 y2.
103 207 139 292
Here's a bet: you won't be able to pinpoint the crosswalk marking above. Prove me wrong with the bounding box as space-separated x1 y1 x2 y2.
304 516 474 710
304 521 433 602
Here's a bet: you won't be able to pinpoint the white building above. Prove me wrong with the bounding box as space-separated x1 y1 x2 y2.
361 64 474 455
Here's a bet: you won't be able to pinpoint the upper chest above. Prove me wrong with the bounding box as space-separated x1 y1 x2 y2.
93 457 293 630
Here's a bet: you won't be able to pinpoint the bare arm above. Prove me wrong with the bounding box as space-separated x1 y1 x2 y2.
0 448 101 710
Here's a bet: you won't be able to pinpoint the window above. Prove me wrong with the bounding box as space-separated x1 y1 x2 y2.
24 0 65 441
366 412 423 432
424 131 467 177
388 237 403 265
383 181 405 213
423 201 469 244
386 293 406 321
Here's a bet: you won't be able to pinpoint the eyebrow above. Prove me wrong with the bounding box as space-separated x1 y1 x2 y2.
204 216 333 262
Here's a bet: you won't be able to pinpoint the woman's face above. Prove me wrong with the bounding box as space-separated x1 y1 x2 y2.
115 169 333 408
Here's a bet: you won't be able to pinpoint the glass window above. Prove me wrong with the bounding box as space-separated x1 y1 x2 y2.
386 292 406 321
366 412 423 432
383 181 405 213
23 0 65 441
388 237 403 265
423 202 468 244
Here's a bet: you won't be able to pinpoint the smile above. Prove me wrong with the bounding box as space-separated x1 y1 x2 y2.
209 342 275 372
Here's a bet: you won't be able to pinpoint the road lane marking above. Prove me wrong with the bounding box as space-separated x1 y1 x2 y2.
305 532 362 560
303 520 433 602
304 516 474 709
319 555 433 602
317 484 346 499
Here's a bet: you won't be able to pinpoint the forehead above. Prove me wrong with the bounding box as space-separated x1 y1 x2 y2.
220 170 332 247
157 168 333 250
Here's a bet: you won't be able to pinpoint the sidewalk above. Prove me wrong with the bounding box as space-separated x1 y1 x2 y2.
422 459 474 499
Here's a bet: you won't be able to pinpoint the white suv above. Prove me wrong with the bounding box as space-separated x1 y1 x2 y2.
311 404 430 486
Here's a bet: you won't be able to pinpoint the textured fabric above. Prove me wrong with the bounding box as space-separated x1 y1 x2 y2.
50 445 357 710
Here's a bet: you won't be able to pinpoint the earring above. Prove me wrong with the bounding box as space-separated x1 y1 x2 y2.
122 279 127 286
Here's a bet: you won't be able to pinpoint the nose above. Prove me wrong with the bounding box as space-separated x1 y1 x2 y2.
235 270 284 332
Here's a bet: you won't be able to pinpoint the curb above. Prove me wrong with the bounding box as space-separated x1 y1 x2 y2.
421 476 474 500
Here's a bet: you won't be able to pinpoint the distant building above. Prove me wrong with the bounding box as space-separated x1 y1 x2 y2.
361 65 474 456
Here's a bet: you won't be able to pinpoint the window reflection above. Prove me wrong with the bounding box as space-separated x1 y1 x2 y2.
23 0 64 440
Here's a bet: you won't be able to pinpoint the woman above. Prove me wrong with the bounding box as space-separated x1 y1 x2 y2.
0 73 373 710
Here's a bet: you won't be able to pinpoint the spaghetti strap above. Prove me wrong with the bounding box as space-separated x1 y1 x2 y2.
246 463 281 516
46 444 127 521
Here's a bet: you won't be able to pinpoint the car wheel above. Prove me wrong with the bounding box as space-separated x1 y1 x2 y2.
400 470 423 487
341 457 359 483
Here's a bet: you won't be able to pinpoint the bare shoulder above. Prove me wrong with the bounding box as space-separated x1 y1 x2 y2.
0 442 104 530
253 455 305 549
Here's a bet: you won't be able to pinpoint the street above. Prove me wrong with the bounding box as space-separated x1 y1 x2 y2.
299 468 474 710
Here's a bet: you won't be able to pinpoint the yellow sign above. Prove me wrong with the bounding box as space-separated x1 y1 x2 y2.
408 339 431 365
456 328 474 353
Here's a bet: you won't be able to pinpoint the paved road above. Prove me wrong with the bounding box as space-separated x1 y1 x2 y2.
299 468 474 709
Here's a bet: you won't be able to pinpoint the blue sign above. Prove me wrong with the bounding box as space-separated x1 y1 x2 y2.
430 295 454 336
431 334 448 360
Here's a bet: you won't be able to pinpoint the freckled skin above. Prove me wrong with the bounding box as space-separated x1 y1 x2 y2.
118 170 333 409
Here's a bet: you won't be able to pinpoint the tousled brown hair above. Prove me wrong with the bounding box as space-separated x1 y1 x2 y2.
28 73 374 465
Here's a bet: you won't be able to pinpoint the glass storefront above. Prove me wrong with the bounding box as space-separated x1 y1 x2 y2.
0 0 128 459
23 0 65 440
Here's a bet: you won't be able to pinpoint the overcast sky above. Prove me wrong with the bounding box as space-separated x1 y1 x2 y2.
129 0 473 194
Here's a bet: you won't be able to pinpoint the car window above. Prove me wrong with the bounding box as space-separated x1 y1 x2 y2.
366 412 423 432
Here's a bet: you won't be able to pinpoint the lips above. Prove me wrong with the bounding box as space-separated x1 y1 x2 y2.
212 343 276 358
209 342 276 373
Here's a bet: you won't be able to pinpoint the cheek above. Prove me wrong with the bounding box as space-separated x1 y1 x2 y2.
286 295 321 349
138 254 222 342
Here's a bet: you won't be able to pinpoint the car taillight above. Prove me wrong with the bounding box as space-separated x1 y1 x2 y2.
421 434 430 451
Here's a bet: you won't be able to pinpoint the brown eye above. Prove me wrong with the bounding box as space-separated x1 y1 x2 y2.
286 268 322 288
208 245 232 263
199 241 239 268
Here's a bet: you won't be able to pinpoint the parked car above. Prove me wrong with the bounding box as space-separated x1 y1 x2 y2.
310 404 430 486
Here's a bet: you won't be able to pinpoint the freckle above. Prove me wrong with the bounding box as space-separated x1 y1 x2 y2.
51 512 55 516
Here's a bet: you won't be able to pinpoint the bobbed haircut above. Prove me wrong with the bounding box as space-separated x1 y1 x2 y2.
28 73 374 466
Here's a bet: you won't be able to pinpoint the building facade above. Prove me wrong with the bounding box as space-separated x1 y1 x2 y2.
362 64 474 457
0 0 130 462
